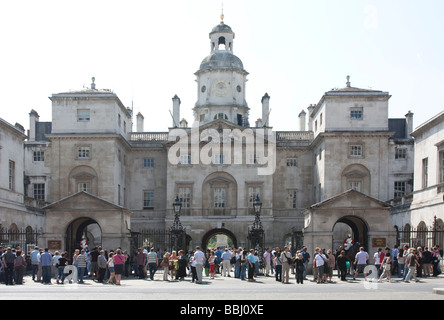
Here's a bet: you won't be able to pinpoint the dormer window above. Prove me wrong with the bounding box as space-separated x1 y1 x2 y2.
214 113 228 120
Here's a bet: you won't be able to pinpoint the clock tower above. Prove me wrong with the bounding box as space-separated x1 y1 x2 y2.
194 16 250 127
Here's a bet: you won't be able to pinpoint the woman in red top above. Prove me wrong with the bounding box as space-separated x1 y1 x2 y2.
113 249 126 285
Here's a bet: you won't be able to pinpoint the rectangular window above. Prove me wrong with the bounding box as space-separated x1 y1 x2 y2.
440 151 444 184
143 190 154 209
178 187 191 209
395 148 407 159
350 108 363 120
422 158 429 188
248 187 261 208
33 183 45 201
214 188 226 208
77 147 90 159
33 151 45 162
143 158 154 168
78 182 91 193
77 109 90 121
286 158 298 167
394 181 406 199
8 160 15 190
350 145 363 157
348 181 362 192
288 189 297 209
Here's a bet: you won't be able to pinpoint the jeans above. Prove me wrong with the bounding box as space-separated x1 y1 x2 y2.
148 263 157 280
240 264 246 280
42 266 52 284
275 265 282 281
57 266 66 282
78 267 86 283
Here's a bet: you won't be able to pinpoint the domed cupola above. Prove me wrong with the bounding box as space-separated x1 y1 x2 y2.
194 15 250 127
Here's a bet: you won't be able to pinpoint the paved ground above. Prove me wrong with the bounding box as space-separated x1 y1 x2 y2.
2 271 444 301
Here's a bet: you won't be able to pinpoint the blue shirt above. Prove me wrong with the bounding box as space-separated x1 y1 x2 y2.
215 250 222 262
30 249 40 263
248 253 255 264
40 252 52 267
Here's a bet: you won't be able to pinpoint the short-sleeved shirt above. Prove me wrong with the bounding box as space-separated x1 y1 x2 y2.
193 250 205 265
147 251 157 264
355 251 369 265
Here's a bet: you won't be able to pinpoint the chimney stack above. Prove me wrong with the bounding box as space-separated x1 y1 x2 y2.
298 109 306 131
261 93 270 127
136 112 144 132
29 109 39 141
405 110 414 138
172 95 181 127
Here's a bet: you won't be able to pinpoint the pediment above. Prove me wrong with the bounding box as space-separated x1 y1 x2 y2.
43 191 123 211
310 189 390 210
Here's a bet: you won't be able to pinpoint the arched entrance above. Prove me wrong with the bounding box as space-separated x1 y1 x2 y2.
66 217 102 255
201 228 238 250
333 216 368 252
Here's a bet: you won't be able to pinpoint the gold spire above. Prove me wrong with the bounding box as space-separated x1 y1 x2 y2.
220 2 224 22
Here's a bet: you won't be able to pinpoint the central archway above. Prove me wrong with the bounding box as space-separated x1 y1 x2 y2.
66 217 102 255
333 216 368 251
201 228 238 250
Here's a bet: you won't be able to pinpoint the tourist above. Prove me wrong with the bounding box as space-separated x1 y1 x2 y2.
416 247 423 278
301 246 310 280
280 246 292 284
52 251 61 280
106 252 116 284
422 247 433 277
97 250 107 283
2 247 15 285
294 252 305 284
374 248 384 277
326 249 335 283
56 252 68 284
397 245 406 278
264 248 271 277
208 250 216 279
247 249 256 282
432 247 442 277
337 250 348 281
193 246 205 284
40 248 53 284
221 248 232 277
239 250 247 280
314 248 327 284
136 248 147 279
378 248 392 282
76 249 88 284
353 247 369 280
189 251 197 283
169 251 178 281
14 250 26 285
30 246 41 282
161 252 170 281
89 247 100 281
113 248 125 285
204 249 211 277
273 250 282 282
404 248 420 283
177 250 188 280
147 248 158 280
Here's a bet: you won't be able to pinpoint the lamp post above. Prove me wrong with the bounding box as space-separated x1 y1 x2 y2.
171 195 185 251
248 195 264 250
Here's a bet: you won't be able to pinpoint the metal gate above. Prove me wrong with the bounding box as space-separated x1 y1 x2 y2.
130 229 187 256
396 222 443 249
0 227 39 254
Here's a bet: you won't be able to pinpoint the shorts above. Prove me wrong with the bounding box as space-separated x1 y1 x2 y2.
356 264 366 273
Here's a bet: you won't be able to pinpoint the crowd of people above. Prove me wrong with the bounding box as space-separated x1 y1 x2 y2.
0 243 442 286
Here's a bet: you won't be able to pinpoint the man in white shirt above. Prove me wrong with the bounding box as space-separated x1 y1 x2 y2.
353 247 369 280
193 246 205 284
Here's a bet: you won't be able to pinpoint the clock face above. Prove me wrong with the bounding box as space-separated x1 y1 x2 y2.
213 80 229 97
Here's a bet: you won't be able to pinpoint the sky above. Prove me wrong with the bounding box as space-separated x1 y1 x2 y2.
1 0 443 133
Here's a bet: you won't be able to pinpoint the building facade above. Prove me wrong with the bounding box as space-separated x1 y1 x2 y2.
3 18 435 258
